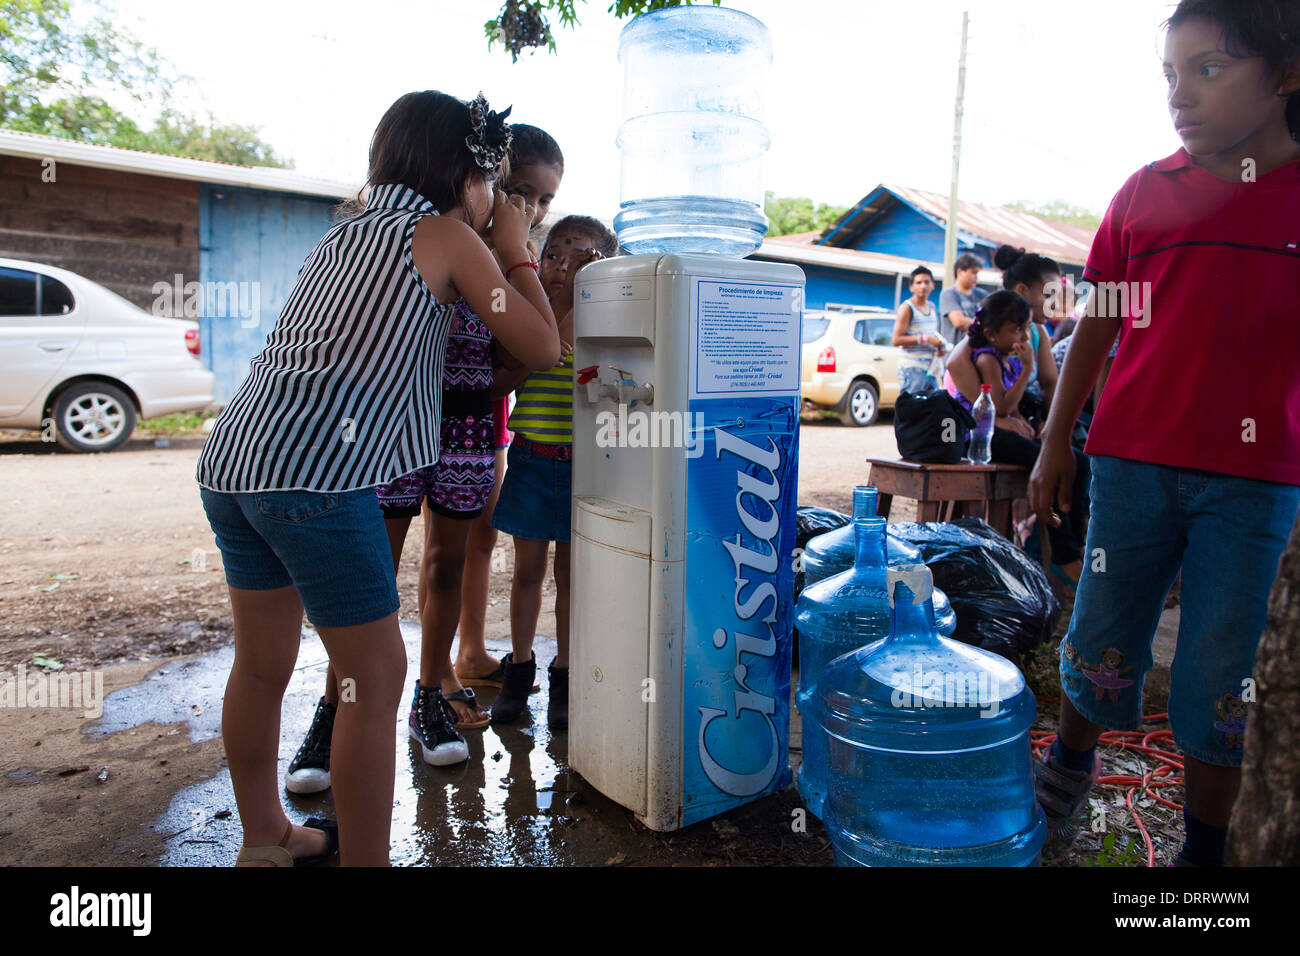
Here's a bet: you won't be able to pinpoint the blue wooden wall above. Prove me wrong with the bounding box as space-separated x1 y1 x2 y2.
802 264 899 311
843 202 941 260
199 184 337 402
749 259 901 312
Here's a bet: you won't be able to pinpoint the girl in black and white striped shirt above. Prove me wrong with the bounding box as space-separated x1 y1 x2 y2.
195 90 561 866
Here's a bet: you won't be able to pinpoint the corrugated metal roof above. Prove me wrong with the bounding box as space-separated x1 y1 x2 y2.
887 183 1095 265
0 129 358 199
757 233 1001 284
821 183 1096 266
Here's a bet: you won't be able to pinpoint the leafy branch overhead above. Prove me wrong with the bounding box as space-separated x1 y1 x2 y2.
485 0 721 61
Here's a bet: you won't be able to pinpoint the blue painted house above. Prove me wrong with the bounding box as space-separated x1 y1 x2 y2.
198 184 343 402
0 130 354 403
753 183 1096 314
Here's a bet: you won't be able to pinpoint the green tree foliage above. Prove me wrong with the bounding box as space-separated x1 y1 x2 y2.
1002 199 1101 230
127 110 287 167
486 0 721 60
764 191 849 238
1 0 286 166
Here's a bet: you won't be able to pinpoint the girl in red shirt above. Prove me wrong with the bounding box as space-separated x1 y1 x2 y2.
1030 0 1300 866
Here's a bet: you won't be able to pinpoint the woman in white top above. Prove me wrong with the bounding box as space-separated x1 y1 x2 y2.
892 265 948 393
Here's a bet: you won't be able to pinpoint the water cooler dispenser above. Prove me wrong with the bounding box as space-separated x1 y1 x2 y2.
567 6 805 830
569 254 804 830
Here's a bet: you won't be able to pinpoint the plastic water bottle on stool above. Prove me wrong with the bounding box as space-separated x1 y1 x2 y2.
818 564 1047 866
968 384 994 464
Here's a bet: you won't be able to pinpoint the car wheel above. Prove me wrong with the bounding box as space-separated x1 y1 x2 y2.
838 380 879 427
53 382 137 452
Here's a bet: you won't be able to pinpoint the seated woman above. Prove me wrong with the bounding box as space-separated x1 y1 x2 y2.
944 291 1089 595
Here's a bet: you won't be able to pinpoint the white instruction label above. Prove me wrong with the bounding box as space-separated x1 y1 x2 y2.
690 279 802 399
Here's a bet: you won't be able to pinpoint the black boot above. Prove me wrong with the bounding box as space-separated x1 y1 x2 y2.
547 660 568 731
490 652 536 724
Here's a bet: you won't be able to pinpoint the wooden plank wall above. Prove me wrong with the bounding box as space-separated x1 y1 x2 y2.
0 156 199 313
200 185 339 402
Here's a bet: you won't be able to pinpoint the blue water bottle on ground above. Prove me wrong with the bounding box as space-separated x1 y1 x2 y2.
794 490 891 819
802 486 957 636
819 564 1047 866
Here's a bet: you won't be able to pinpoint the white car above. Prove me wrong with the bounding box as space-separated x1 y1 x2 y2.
0 258 214 452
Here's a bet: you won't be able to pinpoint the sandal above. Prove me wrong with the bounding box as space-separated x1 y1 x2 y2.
456 658 506 688
1015 514 1037 550
456 655 540 692
1034 750 1101 862
444 687 490 730
235 817 339 867
1048 562 1080 597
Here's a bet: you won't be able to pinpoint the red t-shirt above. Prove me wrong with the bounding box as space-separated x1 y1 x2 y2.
1082 148 1300 486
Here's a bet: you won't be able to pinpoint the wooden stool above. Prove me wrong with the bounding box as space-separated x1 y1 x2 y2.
866 458 1030 540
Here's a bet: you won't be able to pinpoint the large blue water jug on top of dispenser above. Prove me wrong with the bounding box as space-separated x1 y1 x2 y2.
614 5 772 256
818 565 1047 866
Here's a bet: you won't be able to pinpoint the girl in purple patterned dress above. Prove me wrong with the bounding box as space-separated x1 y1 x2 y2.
374 297 499 764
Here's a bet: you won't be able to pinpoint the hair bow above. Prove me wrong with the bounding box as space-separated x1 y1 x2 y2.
465 92 513 171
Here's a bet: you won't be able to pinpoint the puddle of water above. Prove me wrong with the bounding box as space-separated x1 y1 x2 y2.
121 622 646 866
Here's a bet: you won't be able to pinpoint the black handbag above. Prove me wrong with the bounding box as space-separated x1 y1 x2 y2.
893 389 977 464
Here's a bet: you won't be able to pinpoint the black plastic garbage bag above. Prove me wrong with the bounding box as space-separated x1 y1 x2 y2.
795 506 852 595
797 505 850 549
888 517 1061 661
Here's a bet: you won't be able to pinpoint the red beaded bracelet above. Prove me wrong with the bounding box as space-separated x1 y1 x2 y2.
505 260 539 280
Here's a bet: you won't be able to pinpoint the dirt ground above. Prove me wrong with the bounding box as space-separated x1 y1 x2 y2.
0 418 909 866
1 417 1194 868
0 418 897 673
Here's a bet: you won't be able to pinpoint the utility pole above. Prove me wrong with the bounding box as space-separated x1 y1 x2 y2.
943 11 969 296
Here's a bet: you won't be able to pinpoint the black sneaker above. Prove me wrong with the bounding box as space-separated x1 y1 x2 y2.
408 681 469 766
286 697 335 794
490 652 537 724
547 661 568 731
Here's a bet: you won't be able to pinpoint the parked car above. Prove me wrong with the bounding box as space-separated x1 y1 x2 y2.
800 307 902 426
0 258 214 452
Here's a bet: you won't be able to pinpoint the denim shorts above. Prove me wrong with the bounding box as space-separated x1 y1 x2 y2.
490 440 571 542
199 486 400 628
1060 455 1300 766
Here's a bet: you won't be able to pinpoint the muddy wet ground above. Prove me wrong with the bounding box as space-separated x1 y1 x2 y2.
0 421 1189 866
1 421 892 866
141 625 827 867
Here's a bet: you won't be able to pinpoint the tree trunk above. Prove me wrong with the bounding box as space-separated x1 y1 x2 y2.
1227 514 1300 865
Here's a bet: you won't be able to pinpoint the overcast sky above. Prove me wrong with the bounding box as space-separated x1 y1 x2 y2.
107 0 1186 219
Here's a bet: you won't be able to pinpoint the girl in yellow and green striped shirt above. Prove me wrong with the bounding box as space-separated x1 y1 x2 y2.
508 351 575 443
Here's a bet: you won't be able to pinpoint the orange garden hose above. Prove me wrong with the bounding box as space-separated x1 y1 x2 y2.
1032 701 1184 868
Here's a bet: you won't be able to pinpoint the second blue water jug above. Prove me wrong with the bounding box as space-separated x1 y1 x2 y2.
818 565 1047 866
802 486 958 637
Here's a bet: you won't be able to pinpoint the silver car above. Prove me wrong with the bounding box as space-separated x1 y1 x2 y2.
0 258 214 452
